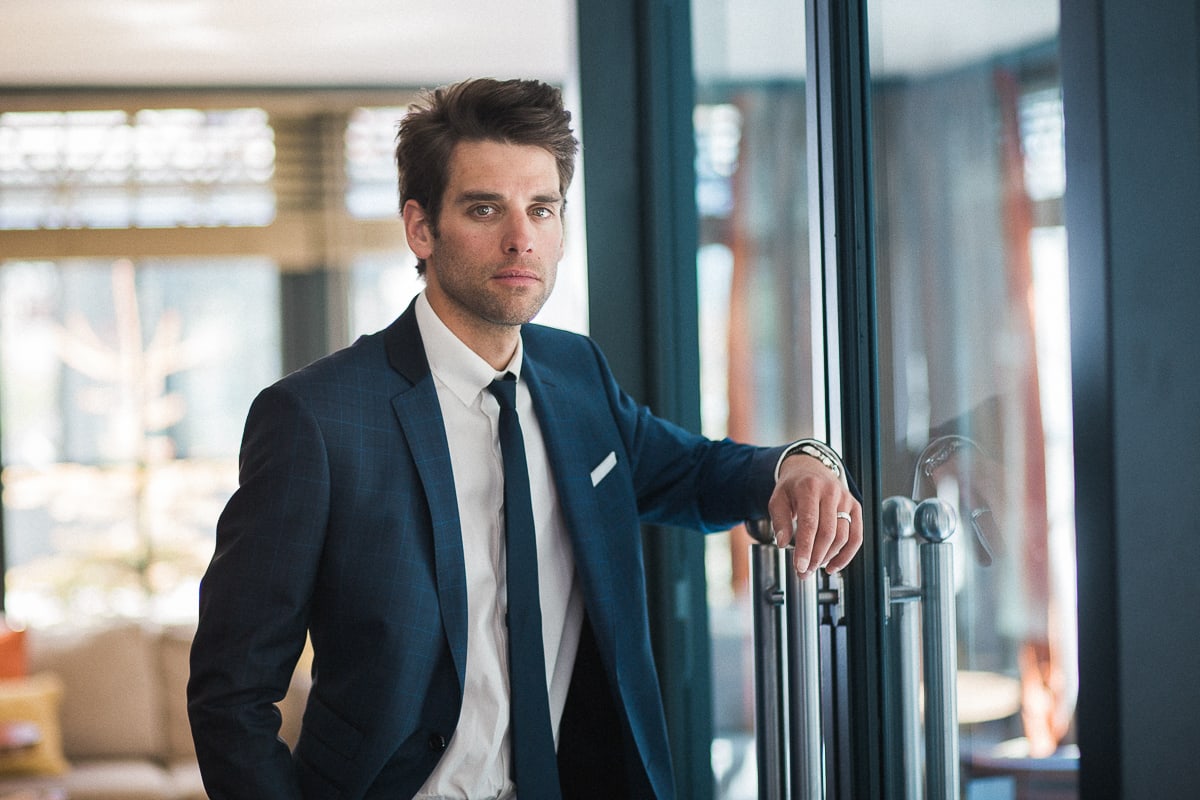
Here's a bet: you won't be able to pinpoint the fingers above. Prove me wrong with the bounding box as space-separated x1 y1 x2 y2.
809 508 845 573
795 502 858 577
825 508 863 574
767 468 863 578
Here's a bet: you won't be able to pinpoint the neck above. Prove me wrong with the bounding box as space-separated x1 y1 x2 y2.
465 326 520 371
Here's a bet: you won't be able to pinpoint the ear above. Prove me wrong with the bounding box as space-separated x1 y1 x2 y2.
402 199 435 260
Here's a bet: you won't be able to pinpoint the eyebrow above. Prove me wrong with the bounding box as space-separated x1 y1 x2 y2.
453 190 564 206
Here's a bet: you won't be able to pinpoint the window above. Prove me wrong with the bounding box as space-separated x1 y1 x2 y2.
0 99 288 625
1 256 279 624
0 108 275 230
345 106 405 220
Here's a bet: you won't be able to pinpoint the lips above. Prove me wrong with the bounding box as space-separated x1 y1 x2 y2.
492 268 540 284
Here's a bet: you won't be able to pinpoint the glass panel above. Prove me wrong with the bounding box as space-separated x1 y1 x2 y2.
0 257 280 624
0 108 275 229
867 1 1077 796
345 106 407 220
692 2 817 796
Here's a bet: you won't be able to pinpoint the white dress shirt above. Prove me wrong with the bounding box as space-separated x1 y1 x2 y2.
414 293 585 800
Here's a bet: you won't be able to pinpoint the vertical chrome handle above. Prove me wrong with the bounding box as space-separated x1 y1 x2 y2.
882 497 923 800
883 497 961 800
915 500 960 800
786 564 824 799
750 532 788 800
748 518 833 799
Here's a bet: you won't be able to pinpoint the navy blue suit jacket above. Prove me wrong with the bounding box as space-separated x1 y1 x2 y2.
188 301 785 799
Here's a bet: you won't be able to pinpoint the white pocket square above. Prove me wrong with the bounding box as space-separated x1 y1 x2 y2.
590 451 617 487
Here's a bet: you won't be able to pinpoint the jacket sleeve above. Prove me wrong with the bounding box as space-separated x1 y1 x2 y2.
187 383 328 800
585 337 786 531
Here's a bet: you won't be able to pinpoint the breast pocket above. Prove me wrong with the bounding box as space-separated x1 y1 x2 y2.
590 451 618 486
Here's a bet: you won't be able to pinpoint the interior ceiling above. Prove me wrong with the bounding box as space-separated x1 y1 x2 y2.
0 0 1057 89
0 0 574 88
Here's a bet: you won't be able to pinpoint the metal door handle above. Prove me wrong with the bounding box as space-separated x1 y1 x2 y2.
748 519 839 799
883 496 961 800
749 497 960 799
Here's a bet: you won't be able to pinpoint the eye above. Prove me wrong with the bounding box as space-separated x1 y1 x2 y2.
531 205 556 219
471 204 498 218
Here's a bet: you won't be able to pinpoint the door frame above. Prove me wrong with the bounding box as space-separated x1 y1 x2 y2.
805 0 886 795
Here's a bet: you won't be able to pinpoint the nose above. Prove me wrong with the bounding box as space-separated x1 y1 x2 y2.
502 215 536 255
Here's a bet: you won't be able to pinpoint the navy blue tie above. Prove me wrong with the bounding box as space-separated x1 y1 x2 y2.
488 375 562 799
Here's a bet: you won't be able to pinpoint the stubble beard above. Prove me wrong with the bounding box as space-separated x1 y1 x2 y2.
434 256 558 333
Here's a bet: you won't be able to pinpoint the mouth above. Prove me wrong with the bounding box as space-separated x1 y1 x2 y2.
492 268 541 285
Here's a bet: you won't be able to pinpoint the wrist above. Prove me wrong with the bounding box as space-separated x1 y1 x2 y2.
775 439 849 488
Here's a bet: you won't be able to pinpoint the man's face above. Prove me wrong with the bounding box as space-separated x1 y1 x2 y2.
405 140 565 349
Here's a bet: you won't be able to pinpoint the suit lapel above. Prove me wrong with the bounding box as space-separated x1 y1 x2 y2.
522 349 617 650
384 302 468 689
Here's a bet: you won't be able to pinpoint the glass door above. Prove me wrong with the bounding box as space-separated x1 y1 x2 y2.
689 3 827 796
648 1 1078 795
866 1 1078 797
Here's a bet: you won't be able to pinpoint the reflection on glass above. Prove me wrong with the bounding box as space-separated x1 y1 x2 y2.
869 0 1076 796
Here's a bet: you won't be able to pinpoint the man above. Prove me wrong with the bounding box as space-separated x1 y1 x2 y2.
188 78 861 800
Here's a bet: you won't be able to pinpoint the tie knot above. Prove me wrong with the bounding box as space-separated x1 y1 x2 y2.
488 374 518 411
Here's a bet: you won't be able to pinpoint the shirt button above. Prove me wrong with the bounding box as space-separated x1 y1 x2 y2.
428 733 447 752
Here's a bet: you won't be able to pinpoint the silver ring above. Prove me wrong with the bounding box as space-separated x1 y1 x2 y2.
836 511 852 523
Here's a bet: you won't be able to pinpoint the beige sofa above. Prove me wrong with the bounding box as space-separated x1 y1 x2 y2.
0 621 309 800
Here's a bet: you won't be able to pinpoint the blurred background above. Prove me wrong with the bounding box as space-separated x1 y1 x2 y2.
0 2 1073 796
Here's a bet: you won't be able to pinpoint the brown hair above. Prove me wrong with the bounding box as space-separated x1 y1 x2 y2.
395 78 579 274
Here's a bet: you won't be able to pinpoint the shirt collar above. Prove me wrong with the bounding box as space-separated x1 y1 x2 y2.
414 291 524 407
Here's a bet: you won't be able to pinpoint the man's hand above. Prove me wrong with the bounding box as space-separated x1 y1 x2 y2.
768 455 863 578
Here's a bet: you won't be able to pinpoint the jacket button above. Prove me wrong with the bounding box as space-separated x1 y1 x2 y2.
428 733 447 752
